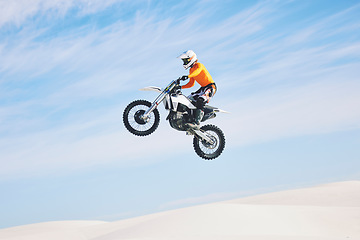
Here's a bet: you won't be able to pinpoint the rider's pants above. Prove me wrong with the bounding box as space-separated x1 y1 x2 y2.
190 83 217 109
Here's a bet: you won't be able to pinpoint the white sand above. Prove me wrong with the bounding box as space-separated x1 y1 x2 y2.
1 181 359 240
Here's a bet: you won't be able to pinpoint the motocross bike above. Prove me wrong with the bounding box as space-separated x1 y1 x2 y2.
123 77 227 160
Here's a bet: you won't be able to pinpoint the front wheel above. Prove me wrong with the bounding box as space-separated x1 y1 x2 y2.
123 100 160 136
193 124 225 160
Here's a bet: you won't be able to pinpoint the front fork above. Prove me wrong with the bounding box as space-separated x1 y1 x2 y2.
141 92 167 122
141 81 176 122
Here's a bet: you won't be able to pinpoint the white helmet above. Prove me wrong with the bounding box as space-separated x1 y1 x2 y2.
178 50 197 69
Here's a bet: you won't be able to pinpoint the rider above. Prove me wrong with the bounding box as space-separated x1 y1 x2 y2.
178 50 217 129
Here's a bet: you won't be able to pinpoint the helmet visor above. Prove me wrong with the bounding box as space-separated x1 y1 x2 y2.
182 58 191 65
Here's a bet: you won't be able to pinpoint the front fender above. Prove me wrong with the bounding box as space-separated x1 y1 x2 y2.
139 86 162 93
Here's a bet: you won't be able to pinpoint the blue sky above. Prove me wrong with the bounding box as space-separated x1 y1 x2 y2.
1 0 360 229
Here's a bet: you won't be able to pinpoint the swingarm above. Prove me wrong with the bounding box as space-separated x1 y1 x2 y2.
188 129 215 145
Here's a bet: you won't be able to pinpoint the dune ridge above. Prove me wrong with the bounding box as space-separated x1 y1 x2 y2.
1 181 359 240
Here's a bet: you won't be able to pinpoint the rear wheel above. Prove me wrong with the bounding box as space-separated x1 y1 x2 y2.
193 124 225 160
123 100 160 136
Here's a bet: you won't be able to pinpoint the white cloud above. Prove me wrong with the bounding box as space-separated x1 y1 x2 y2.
220 77 360 146
0 0 121 28
0 0 360 180
0 102 193 180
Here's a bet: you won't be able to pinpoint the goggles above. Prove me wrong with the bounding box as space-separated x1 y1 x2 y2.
182 58 191 65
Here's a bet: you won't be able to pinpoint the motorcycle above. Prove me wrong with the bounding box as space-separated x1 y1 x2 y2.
123 77 227 160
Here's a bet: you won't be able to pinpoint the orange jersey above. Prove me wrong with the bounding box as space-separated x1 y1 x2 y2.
181 62 214 89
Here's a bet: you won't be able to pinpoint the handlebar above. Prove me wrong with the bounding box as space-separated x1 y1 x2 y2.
176 75 189 84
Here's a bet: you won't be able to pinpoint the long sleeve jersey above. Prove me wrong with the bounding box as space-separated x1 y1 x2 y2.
181 62 214 89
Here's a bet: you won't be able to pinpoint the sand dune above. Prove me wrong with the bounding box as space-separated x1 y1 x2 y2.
1 181 359 240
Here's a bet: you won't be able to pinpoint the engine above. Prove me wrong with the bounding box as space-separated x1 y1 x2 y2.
168 111 190 131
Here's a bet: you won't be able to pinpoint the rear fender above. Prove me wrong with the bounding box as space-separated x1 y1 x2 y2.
214 108 230 114
205 105 230 114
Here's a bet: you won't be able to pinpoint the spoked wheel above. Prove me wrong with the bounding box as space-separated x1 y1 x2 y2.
193 124 225 160
123 100 160 136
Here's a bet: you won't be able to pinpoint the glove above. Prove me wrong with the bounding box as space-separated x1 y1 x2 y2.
181 75 189 80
